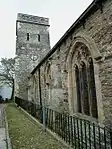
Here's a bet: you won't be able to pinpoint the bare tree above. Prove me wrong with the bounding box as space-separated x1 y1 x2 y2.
0 58 15 100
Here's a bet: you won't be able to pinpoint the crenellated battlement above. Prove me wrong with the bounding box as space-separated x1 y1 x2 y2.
17 13 49 26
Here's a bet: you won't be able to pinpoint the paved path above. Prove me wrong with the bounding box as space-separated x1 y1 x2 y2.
0 104 7 149
0 104 5 127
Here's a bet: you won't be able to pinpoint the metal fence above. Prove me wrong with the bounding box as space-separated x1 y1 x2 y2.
15 96 112 149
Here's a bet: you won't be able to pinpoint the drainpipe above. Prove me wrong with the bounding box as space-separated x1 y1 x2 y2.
38 69 46 131
38 68 42 107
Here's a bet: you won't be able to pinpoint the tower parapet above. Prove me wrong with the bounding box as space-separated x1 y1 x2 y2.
17 13 49 26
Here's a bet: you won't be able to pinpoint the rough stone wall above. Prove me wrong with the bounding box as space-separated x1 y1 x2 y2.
30 0 112 126
28 71 40 104
15 13 50 100
99 58 112 126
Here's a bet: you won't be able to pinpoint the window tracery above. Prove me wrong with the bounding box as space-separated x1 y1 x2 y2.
72 43 98 118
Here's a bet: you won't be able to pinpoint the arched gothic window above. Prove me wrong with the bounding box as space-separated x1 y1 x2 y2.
72 43 98 118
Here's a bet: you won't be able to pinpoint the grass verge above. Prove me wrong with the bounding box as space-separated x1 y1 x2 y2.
6 104 69 149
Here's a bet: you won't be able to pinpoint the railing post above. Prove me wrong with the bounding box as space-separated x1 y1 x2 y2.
110 129 112 149
80 119 83 149
93 123 96 149
84 120 87 149
73 117 76 149
70 116 73 146
104 127 106 149
77 118 80 148
88 122 91 149
98 126 101 149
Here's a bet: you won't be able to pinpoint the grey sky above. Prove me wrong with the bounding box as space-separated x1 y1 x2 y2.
0 0 92 59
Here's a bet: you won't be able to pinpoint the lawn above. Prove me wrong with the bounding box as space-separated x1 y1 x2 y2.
6 104 69 149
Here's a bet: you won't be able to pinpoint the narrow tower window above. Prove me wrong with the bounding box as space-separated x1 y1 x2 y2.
38 34 40 42
27 33 30 41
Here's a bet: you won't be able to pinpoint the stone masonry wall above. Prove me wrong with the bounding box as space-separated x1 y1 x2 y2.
15 13 50 100
30 0 112 126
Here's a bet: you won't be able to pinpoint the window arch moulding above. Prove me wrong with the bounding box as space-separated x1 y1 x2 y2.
66 34 104 123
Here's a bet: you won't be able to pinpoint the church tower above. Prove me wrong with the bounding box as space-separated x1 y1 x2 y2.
15 13 50 100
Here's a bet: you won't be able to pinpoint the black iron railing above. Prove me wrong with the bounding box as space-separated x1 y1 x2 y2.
15 96 112 149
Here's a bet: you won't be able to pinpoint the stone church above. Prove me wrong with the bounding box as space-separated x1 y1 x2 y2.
15 0 112 126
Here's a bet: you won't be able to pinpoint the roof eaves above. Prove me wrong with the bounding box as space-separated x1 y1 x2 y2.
31 0 104 75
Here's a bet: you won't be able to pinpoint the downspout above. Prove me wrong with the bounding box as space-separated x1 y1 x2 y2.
38 68 42 107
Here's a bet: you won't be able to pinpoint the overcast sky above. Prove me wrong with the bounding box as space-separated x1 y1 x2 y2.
0 0 92 59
